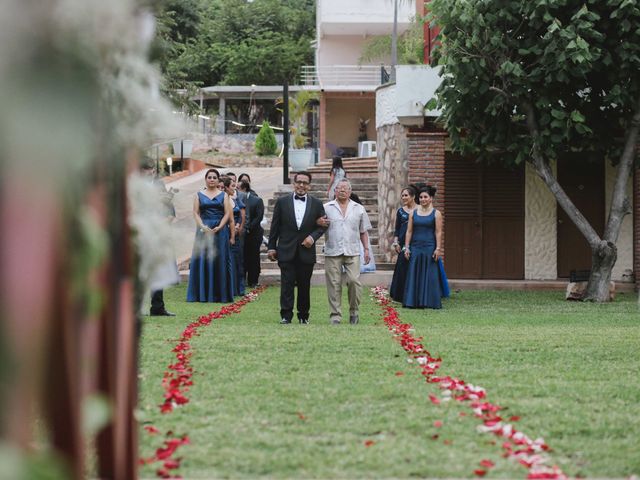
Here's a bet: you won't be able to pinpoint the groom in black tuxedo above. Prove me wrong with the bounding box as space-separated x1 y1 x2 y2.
267 171 328 324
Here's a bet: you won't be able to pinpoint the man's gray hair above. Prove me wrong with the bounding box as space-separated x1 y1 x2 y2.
336 179 352 191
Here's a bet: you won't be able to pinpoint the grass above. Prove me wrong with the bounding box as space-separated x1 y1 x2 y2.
138 285 640 478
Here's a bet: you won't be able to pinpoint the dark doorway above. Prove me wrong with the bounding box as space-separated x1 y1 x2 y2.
444 154 525 279
556 155 605 278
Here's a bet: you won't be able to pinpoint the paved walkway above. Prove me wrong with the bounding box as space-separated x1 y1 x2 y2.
166 167 283 266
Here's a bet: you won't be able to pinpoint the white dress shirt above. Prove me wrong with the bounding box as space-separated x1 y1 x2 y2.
323 199 372 257
293 193 307 229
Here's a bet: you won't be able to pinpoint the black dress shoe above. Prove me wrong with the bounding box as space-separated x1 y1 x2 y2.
299 318 309 325
150 310 176 317
280 318 292 324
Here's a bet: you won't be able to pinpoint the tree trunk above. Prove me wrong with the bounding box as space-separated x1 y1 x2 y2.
583 240 617 301
523 100 639 302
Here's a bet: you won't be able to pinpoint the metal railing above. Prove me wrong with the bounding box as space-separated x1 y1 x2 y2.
299 65 391 87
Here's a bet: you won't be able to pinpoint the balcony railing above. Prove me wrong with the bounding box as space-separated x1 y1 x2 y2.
300 65 391 88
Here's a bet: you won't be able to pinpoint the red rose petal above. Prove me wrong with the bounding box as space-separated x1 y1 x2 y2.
474 469 487 477
429 394 441 405
480 459 495 468
434 420 443 428
364 440 375 447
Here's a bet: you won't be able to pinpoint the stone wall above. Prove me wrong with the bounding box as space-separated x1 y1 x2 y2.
605 161 634 281
635 166 639 289
377 123 408 262
524 162 557 279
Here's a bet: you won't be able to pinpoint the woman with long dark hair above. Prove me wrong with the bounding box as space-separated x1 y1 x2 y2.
327 155 346 199
187 168 236 302
389 186 417 302
402 186 450 309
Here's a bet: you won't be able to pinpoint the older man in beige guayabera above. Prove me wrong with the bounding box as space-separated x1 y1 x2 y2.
322 179 372 325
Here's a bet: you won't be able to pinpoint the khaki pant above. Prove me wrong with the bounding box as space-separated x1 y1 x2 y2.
324 255 362 322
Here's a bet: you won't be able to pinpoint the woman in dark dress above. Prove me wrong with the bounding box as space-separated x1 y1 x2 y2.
389 186 417 302
224 176 246 296
187 169 236 302
403 186 449 309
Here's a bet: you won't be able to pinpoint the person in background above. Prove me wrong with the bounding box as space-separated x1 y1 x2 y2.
141 158 178 316
186 169 236 302
239 179 264 288
349 191 376 273
322 179 372 324
402 186 450 309
267 171 328 324
224 176 245 296
389 185 417 302
327 155 346 200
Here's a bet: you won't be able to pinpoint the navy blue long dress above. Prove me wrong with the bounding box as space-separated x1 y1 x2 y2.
187 191 236 302
403 209 450 309
389 207 411 302
231 197 246 296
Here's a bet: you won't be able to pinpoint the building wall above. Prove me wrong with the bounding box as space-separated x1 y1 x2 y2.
325 95 375 155
317 36 386 67
524 162 557 279
605 162 634 281
318 0 413 33
523 161 634 281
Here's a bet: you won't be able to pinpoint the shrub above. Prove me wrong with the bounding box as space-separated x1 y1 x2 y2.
255 121 278 156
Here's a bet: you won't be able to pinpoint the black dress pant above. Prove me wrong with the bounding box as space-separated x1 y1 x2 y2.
244 229 263 286
278 256 314 321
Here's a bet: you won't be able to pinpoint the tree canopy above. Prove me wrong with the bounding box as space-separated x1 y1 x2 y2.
429 0 640 301
155 0 315 89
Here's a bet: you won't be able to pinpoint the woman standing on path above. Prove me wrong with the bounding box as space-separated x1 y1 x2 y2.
327 156 346 200
389 186 417 302
402 186 449 309
187 169 236 302
225 176 246 296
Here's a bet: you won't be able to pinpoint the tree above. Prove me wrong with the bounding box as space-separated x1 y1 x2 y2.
159 0 315 87
255 121 278 155
429 0 640 301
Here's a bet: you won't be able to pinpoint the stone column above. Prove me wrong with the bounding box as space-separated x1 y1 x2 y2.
377 123 409 261
216 96 226 134
634 165 640 290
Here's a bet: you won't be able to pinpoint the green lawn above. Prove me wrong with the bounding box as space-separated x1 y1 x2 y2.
138 285 640 478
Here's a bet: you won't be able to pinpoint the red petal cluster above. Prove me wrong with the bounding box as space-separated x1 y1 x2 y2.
140 286 267 478
370 286 567 480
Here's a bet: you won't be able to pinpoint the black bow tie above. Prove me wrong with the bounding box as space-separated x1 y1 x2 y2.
294 195 306 202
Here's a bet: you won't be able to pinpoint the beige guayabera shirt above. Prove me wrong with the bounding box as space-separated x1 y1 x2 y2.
323 200 372 257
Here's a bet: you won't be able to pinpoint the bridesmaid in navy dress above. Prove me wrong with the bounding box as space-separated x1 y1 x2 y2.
403 186 450 309
389 186 417 302
224 176 246 296
187 169 237 302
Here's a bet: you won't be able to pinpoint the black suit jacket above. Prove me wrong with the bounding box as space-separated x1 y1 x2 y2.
245 190 264 234
268 193 326 264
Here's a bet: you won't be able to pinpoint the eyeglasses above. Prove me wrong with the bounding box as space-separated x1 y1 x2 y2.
294 180 310 185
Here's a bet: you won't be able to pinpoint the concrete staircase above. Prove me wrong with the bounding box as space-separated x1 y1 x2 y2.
260 157 395 278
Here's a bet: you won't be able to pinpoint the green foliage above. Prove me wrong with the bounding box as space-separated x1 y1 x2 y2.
157 0 315 87
359 15 426 65
277 90 319 148
138 285 640 478
429 0 640 165
255 120 278 156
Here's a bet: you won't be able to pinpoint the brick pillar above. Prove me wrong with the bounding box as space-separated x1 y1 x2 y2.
634 165 640 291
407 131 448 259
407 132 447 212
